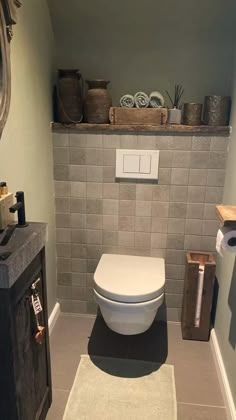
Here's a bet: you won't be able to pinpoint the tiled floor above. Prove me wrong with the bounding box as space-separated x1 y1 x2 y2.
46 315 228 420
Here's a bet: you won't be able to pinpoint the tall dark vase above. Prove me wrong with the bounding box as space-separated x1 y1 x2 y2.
84 80 111 124
56 69 83 124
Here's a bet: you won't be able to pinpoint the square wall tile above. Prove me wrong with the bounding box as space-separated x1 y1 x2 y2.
192 136 211 151
103 231 118 246
55 181 70 197
158 168 172 185
86 214 102 230
103 149 116 166
87 183 103 198
56 213 70 228
53 132 68 147
172 151 190 168
136 201 152 217
202 220 220 236
119 184 136 200
53 147 69 164
151 233 167 249
135 217 151 232
118 231 135 247
86 149 103 165
205 187 223 204
69 165 86 182
85 133 103 148
185 219 202 235
56 228 71 243
86 199 103 214
170 186 188 202
69 148 86 165
208 152 227 169
119 216 135 231
136 184 153 201
171 168 189 185
86 166 103 182
69 133 86 147
172 137 192 150
71 229 87 244
54 165 69 181
167 234 185 250
190 151 209 169
187 186 205 203
168 219 185 235
153 185 170 201
210 136 229 151
103 183 119 199
55 197 70 213
151 218 168 233
70 182 86 198
186 203 204 219
189 169 207 186
103 134 120 149
152 202 169 218
207 170 225 187
70 198 86 214
135 232 151 248
169 202 187 219
87 230 102 245
103 215 119 231
159 150 173 167
103 199 119 215
119 200 136 216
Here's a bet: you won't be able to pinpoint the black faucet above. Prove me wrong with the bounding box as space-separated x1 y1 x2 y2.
9 191 28 228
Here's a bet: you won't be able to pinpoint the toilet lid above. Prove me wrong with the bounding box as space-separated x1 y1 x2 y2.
94 254 165 303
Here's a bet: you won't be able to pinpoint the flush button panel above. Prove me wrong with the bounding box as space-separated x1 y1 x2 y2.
116 149 159 179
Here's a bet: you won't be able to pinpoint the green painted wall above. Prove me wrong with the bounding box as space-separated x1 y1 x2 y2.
215 54 236 408
48 0 236 106
0 0 56 315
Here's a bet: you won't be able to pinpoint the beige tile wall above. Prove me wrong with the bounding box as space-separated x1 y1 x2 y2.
53 131 229 321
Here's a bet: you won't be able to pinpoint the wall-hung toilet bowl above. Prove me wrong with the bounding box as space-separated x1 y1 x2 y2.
93 254 165 335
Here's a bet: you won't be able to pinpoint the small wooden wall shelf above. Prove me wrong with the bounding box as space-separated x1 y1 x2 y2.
216 205 236 227
52 122 231 135
181 251 216 341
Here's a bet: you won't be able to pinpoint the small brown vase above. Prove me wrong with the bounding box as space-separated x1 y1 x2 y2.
57 69 83 123
84 80 112 124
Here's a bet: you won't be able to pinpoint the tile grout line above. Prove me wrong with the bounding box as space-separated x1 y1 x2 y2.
177 401 226 409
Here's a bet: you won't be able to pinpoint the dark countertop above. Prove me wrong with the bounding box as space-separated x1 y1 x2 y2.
0 222 47 288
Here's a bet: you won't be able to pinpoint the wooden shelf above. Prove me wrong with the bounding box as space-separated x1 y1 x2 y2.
216 205 236 227
52 122 231 135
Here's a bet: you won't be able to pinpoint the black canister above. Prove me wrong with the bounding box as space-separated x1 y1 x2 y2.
182 103 203 126
203 95 231 126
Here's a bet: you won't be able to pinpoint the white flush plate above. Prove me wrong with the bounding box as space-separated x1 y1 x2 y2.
116 149 159 180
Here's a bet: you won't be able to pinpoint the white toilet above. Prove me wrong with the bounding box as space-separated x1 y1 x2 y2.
93 254 165 335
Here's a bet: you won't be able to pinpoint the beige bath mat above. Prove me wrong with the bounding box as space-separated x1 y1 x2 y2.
63 355 177 420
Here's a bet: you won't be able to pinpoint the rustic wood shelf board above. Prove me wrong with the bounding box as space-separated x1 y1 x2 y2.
216 205 236 226
52 122 231 135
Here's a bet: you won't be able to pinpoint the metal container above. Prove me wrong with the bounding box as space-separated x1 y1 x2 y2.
167 108 182 124
182 103 203 126
203 96 231 126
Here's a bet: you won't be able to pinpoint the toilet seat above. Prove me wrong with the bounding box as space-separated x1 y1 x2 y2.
94 254 165 304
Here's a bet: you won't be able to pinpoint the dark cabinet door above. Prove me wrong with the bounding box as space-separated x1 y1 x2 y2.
13 271 50 420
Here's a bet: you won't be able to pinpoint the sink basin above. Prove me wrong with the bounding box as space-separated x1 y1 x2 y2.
0 222 47 288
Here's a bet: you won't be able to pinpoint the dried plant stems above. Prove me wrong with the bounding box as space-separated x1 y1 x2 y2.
166 84 184 109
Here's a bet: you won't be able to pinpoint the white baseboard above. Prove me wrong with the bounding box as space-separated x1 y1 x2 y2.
48 302 60 335
210 329 236 420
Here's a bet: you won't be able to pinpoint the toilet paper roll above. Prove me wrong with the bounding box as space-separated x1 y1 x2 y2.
216 227 236 256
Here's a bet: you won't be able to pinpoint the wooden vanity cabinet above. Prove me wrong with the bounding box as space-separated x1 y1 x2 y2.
0 249 52 420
